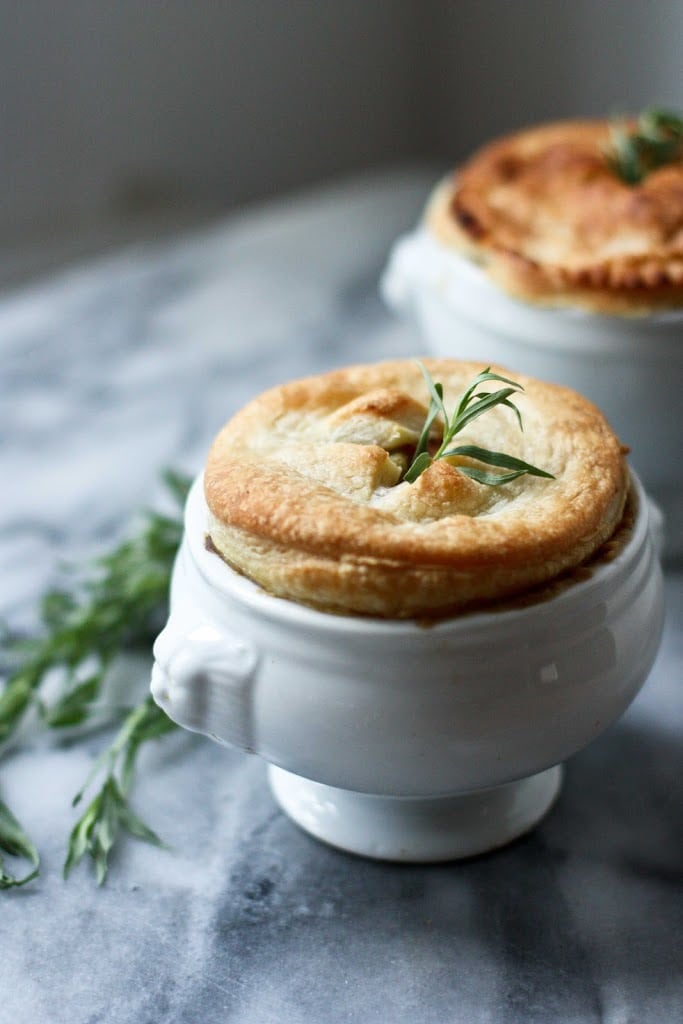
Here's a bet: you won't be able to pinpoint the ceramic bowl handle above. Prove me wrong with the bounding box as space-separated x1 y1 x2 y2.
150 613 259 753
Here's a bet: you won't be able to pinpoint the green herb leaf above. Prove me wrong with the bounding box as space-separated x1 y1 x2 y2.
441 444 555 479
405 363 554 486
117 802 165 847
416 362 449 431
456 467 532 486
42 674 103 729
403 451 433 483
1 470 191 750
448 386 519 436
1 469 191 888
413 380 444 464
64 696 172 885
640 108 683 139
0 798 40 889
453 368 522 421
0 675 35 746
608 108 683 184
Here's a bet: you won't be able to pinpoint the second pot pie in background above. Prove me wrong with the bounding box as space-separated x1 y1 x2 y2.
381 114 683 555
204 358 629 619
428 115 683 314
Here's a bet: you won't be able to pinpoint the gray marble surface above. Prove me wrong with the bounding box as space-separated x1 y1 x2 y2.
1 169 681 1024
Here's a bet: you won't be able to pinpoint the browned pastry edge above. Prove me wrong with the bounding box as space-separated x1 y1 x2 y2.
427 119 683 314
204 359 629 618
204 482 637 622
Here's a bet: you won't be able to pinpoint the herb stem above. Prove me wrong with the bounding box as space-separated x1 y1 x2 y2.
64 695 176 885
0 469 191 887
404 363 554 486
0 797 40 889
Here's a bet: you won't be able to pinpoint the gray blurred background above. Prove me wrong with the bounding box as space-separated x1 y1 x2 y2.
2 0 682 287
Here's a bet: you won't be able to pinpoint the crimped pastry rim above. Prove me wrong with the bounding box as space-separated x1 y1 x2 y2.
418 214 683 327
427 118 683 314
384 225 683 359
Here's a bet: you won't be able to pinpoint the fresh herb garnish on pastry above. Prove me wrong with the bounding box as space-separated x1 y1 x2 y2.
607 109 683 185
427 114 683 313
204 359 629 619
404 361 554 485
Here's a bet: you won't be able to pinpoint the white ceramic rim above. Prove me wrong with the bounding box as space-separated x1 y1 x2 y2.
383 226 683 356
449 242 683 326
186 470 650 638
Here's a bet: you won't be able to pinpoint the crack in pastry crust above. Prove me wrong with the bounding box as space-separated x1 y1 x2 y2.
204 359 628 619
427 119 683 314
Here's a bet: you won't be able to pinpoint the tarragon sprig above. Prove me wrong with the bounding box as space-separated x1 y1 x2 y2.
0 469 189 749
0 469 191 887
64 696 175 885
0 798 40 889
607 108 683 185
404 363 554 485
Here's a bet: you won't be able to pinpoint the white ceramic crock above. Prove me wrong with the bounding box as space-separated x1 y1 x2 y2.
151 473 664 862
382 227 683 557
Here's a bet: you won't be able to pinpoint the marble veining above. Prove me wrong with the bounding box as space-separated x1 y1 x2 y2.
0 170 681 1024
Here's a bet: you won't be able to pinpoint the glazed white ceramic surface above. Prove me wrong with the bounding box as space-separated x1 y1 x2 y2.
382 227 683 556
151 471 664 861
267 764 564 862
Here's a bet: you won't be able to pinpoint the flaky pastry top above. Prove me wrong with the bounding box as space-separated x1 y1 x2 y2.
428 119 683 314
204 359 629 619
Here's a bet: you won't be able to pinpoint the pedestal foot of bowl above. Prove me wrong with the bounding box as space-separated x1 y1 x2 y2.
268 763 563 862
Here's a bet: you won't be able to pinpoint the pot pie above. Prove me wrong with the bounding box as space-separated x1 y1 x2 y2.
427 118 683 314
204 359 629 618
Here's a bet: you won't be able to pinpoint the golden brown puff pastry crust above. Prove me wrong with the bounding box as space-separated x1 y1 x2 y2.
427 119 683 314
204 359 629 619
